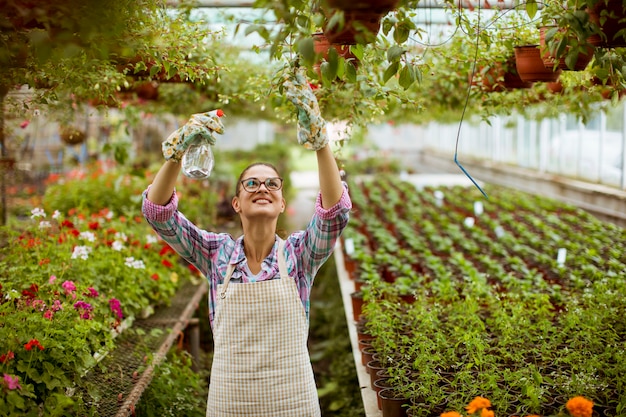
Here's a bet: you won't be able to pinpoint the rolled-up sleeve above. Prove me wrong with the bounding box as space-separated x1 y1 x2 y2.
142 186 179 223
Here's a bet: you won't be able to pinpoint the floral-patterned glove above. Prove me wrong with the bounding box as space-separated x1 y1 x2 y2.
283 68 328 151
162 109 225 163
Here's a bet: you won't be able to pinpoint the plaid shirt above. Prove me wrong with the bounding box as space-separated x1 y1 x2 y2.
142 184 351 329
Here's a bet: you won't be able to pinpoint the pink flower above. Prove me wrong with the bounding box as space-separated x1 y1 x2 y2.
109 298 123 319
20 120 29 129
32 299 46 311
73 301 93 319
84 287 99 298
51 300 63 311
43 310 54 320
3 374 21 390
49 275 57 284
61 280 76 292
62 280 77 299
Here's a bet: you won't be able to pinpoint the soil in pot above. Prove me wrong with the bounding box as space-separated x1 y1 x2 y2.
378 388 410 417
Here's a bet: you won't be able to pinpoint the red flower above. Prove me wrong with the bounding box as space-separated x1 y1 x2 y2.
61 219 75 229
161 259 173 268
0 351 14 364
69 229 80 237
39 258 50 266
20 120 30 129
22 283 39 299
151 273 159 281
88 222 99 230
24 339 44 351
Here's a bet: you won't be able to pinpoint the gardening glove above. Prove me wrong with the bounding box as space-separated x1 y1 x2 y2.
283 68 328 151
162 109 225 163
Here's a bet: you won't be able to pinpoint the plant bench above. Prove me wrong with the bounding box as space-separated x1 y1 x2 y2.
79 280 208 416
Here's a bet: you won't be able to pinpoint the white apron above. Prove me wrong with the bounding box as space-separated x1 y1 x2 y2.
206 239 321 417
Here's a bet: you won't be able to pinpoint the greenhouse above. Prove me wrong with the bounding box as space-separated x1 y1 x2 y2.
1 0 625 416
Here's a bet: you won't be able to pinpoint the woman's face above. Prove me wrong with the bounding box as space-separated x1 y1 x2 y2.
232 165 285 220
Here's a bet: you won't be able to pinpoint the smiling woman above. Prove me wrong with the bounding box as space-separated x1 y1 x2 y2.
141 67 352 416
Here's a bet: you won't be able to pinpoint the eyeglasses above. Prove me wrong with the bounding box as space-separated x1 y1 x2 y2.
239 177 283 192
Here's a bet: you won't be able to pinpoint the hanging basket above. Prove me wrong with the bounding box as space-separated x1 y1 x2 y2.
588 0 626 48
60 126 87 146
514 45 561 83
312 32 360 75
539 26 595 71
326 0 400 13
324 10 382 45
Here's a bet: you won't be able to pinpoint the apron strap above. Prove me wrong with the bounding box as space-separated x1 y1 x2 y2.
219 237 286 299
277 238 289 280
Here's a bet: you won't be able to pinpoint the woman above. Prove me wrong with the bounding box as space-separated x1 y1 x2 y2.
141 69 351 416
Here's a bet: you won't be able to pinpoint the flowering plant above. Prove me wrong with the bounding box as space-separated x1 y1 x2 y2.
0 203 194 415
440 395 595 417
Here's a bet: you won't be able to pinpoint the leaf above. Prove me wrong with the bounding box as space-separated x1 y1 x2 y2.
320 62 335 84
351 44 364 61
383 61 400 84
387 45 406 62
565 51 578 70
297 37 315 66
394 22 411 44
398 64 416 89
346 61 357 83
525 0 538 19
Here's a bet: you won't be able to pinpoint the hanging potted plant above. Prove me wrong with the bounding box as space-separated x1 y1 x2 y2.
586 0 626 47
59 125 87 146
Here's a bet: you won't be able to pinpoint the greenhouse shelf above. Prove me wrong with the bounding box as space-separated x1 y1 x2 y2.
334 240 381 417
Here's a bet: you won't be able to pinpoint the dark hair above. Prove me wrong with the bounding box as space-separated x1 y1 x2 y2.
235 162 281 196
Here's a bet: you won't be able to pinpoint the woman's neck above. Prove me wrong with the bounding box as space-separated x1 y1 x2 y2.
242 223 276 263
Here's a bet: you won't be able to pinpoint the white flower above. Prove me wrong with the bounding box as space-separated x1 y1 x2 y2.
39 221 52 229
105 211 114 220
115 232 128 242
31 208 46 218
124 256 145 269
79 231 96 242
145 234 158 244
71 245 92 260
52 210 61 219
112 240 125 251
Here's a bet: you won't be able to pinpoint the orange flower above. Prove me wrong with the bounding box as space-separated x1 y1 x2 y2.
566 396 594 417
466 397 491 414
441 412 463 417
481 409 494 417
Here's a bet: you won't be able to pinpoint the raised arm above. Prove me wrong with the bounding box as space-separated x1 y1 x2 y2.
147 109 225 205
316 144 343 209
147 160 182 205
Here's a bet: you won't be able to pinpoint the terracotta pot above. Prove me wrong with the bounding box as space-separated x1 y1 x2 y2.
373 377 392 410
588 0 626 48
366 359 387 389
59 126 87 146
479 60 533 91
324 10 382 45
547 80 564 94
350 291 364 322
326 0 400 13
514 45 561 82
313 32 359 75
539 26 595 71
361 345 378 366
378 388 410 417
